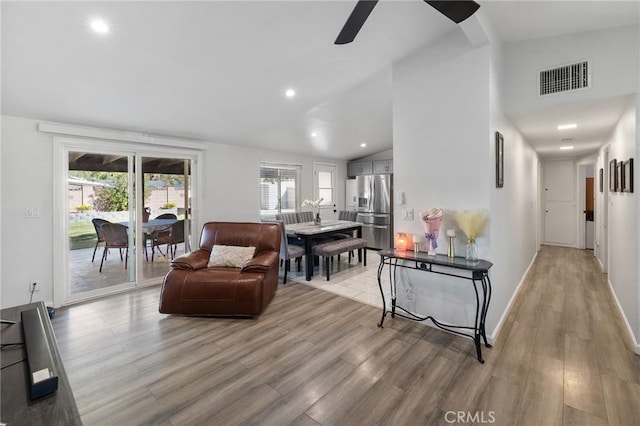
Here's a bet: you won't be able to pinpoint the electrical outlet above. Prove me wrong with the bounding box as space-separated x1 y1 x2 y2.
28 281 39 294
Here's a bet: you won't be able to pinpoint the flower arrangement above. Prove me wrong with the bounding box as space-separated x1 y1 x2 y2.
418 208 443 255
302 197 324 216
455 209 488 260
454 209 488 241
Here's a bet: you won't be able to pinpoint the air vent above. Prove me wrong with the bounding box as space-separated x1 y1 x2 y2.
539 60 590 96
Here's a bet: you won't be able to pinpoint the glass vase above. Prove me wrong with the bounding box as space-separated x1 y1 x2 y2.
314 212 321 225
465 238 478 261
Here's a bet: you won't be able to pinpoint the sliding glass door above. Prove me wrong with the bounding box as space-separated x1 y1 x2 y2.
139 156 192 284
67 150 136 296
58 138 199 304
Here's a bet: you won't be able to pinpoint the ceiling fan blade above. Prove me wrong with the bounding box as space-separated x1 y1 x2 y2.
335 0 379 45
425 1 480 24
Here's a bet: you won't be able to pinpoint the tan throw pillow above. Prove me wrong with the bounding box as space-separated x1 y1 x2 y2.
208 245 256 268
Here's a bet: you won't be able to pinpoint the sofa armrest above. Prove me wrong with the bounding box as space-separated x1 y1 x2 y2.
170 249 210 270
241 251 279 273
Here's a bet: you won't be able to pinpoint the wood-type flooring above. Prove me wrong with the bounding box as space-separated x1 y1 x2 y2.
51 246 640 425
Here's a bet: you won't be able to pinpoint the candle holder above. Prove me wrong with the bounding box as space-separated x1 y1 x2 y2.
446 229 456 258
395 232 408 251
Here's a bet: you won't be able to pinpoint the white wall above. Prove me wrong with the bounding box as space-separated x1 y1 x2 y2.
391 28 538 338
0 115 346 308
596 99 638 345
505 24 640 115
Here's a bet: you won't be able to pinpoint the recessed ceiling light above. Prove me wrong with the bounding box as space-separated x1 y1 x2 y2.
557 123 577 130
285 89 296 98
310 132 318 138
360 143 367 148
91 19 109 34
560 146 574 150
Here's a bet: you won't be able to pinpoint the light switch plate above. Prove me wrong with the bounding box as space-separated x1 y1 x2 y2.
403 208 414 221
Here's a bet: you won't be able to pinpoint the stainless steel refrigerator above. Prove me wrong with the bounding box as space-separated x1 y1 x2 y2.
355 174 392 249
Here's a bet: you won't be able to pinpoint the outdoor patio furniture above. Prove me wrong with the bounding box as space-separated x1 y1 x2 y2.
91 218 110 263
99 223 129 273
151 220 185 261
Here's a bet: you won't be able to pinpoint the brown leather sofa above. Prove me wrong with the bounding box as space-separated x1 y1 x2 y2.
159 221 281 317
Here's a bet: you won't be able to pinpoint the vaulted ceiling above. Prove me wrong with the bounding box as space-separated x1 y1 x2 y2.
2 1 638 160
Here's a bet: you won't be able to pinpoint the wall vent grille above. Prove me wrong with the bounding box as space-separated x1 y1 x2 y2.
539 60 590 96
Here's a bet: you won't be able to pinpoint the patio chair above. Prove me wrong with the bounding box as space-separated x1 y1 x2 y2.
99 223 129 273
146 213 177 258
154 213 177 220
91 218 110 263
151 220 185 261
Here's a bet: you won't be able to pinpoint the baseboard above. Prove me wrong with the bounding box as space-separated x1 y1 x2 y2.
487 251 538 345
606 278 640 354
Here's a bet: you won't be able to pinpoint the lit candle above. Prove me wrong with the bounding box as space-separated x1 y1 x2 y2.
396 233 407 251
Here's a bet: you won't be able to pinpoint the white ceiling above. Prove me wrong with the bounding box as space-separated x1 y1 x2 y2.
2 1 639 160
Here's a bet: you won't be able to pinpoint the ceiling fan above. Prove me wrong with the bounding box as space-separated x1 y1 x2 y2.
335 0 481 45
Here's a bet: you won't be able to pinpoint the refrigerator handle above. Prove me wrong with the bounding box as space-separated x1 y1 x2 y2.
368 177 374 212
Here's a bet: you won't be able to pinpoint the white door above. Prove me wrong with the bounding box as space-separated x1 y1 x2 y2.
543 160 577 246
313 162 337 221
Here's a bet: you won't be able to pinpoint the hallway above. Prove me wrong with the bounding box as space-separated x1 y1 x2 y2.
492 245 640 425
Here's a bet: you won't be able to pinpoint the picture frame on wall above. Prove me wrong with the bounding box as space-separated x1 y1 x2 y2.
495 131 504 188
617 160 623 192
622 158 634 193
609 159 618 191
599 168 604 192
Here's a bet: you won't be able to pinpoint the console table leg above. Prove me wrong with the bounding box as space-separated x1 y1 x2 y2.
475 333 485 363
377 257 387 327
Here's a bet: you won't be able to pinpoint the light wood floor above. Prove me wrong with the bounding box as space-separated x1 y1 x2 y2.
51 246 640 425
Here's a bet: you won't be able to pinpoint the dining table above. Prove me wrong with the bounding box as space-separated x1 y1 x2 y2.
285 219 363 281
118 218 177 234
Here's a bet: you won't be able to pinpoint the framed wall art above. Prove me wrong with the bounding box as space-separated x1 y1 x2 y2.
599 168 604 193
622 158 634 193
609 158 618 192
495 131 504 188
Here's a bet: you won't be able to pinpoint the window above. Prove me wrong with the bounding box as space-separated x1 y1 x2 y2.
260 163 301 217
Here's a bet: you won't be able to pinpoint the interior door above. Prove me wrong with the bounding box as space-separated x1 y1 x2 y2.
313 162 337 220
585 176 594 249
543 160 577 246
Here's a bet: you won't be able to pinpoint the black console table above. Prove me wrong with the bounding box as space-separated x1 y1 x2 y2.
1 302 81 425
377 249 493 363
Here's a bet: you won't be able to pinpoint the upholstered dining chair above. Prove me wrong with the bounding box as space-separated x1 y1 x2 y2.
99 223 129 273
91 218 110 263
275 212 298 224
296 211 314 223
277 221 304 284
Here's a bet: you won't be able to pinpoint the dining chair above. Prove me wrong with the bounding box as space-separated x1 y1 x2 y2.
277 221 304 284
275 212 298 224
91 218 110 263
296 211 314 223
99 223 129 273
151 220 185 261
